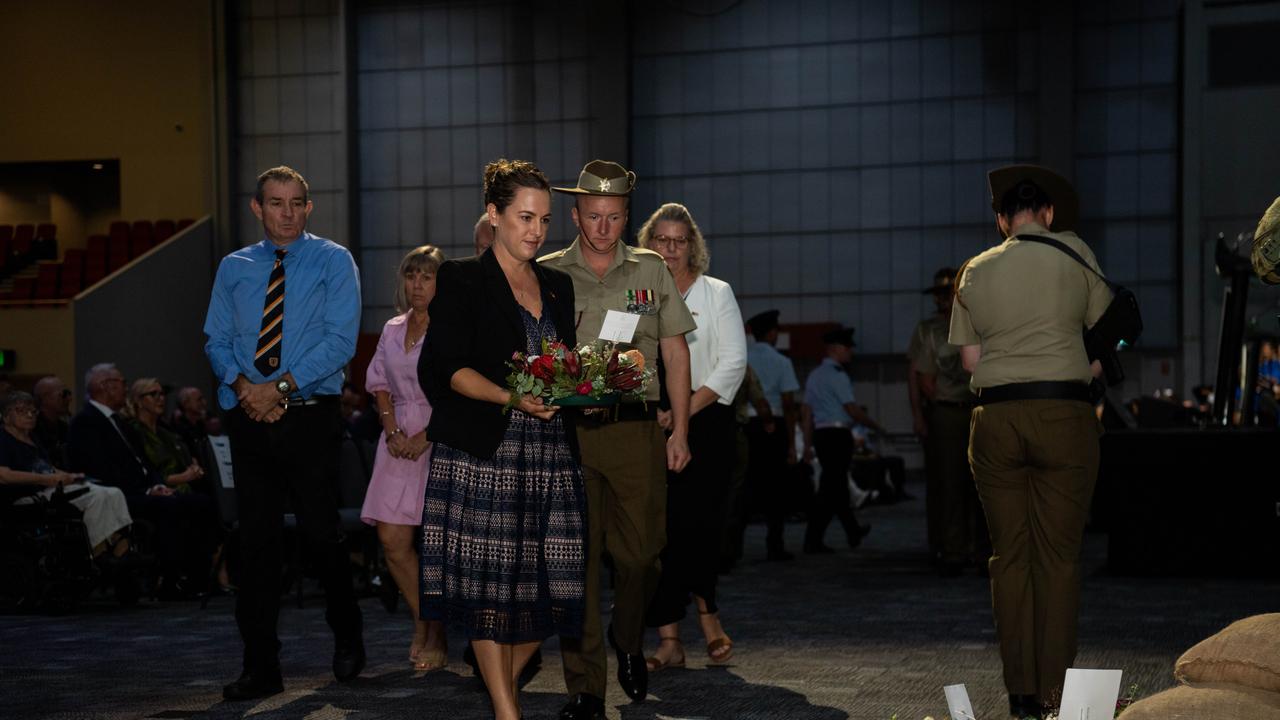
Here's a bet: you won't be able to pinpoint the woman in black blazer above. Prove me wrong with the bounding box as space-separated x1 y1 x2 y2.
417 159 582 720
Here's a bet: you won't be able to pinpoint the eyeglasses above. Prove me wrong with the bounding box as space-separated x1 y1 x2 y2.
7 407 37 417
140 390 166 399
651 235 689 248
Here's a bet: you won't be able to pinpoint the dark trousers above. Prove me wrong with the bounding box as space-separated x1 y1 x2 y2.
927 403 988 564
806 427 863 548
745 417 790 552
969 399 1099 700
647 403 735 625
125 491 217 582
851 454 906 497
718 423 750 565
227 400 361 675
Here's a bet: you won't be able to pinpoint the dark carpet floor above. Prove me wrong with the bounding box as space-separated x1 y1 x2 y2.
4 475 1276 720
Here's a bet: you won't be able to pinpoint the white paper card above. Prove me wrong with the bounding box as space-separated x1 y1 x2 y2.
209 435 236 489
944 683 977 720
1059 668 1123 720
598 310 640 343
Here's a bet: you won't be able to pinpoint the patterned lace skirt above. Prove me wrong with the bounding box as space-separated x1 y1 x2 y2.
419 412 586 643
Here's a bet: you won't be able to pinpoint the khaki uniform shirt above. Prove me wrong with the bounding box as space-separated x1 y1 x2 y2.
949 222 1112 389
539 238 696 401
908 314 975 403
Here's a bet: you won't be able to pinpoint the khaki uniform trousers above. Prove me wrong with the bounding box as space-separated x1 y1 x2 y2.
561 419 667 699
969 399 1099 700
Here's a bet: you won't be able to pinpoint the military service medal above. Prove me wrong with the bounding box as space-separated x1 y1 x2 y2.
626 288 657 315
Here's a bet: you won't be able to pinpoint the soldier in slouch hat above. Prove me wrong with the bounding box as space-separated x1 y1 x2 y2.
949 164 1111 718
539 160 695 719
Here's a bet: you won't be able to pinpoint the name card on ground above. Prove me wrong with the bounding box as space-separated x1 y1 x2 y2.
598 310 640 343
943 683 977 720
1059 668 1123 720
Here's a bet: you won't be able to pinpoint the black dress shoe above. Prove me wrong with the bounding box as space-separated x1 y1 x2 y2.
222 670 283 701
333 638 366 682
846 524 872 549
559 692 606 720
606 623 647 703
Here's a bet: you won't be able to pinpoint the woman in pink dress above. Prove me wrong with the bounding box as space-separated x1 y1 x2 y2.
361 244 448 670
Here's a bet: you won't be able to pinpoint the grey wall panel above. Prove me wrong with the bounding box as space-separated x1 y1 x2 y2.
73 220 215 403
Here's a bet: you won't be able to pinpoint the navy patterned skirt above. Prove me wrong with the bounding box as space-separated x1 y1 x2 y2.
420 307 586 643
420 412 586 643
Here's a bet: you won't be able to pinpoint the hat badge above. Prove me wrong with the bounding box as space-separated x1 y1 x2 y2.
598 178 612 192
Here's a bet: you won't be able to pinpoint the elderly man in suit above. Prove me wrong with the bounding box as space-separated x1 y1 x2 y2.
67 362 215 598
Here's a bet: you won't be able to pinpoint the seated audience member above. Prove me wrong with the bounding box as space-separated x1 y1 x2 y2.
33 375 73 467
850 423 911 502
0 392 134 560
170 386 212 459
67 363 215 598
343 382 382 444
125 379 206 494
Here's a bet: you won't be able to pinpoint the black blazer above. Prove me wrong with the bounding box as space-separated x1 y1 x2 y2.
419 248 578 460
67 404 160 497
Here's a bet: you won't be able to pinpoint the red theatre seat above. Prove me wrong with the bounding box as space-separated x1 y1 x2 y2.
60 257 84 297
0 226 13 244
13 225 35 255
35 223 56 240
85 261 107 285
108 224 131 270
34 263 60 299
154 219 176 243
63 248 86 270
12 277 36 302
131 220 155 255
87 234 108 262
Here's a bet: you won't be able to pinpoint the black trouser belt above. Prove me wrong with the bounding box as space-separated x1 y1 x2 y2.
974 381 1091 405
932 399 975 409
285 394 338 407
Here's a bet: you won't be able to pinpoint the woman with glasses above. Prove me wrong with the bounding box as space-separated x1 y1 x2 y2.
124 379 205 494
0 391 135 560
637 202 747 671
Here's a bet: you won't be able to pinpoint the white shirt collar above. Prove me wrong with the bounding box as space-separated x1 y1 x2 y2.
88 399 118 419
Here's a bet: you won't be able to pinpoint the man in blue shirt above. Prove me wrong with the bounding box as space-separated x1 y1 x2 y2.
742 309 802 561
204 166 364 701
801 327 883 554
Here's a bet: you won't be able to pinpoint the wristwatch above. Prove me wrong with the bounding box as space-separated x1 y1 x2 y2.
275 378 293 397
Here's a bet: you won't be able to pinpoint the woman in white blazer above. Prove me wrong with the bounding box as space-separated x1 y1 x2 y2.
638 202 747 671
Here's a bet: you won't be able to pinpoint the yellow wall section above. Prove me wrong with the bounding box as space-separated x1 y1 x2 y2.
0 307 76 390
0 1 215 235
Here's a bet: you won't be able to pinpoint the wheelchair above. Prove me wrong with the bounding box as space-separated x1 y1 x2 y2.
0 485 143 612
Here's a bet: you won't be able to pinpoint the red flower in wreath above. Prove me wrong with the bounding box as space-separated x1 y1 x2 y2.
576 381 593 395
530 355 556 382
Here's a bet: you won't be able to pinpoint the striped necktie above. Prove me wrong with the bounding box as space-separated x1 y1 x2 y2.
254 249 286 375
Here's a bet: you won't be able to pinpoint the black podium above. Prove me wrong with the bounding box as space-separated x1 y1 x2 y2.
1095 428 1280 577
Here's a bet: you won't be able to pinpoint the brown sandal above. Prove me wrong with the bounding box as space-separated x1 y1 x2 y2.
706 636 734 663
698 609 734 664
645 637 686 672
